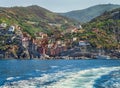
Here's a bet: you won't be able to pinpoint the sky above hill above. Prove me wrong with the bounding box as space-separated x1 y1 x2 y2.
0 0 120 12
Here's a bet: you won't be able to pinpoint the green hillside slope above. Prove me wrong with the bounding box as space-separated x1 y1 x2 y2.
0 5 77 37
83 8 120 49
60 4 120 23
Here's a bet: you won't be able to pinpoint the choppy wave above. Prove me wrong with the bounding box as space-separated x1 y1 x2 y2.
48 67 120 88
94 70 120 88
1 66 120 88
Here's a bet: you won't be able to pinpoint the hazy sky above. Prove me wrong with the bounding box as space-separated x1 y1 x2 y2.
0 0 120 12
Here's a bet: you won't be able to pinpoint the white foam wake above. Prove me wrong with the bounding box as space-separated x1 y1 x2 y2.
47 67 120 88
1 67 120 88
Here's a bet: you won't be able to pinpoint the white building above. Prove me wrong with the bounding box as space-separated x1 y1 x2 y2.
79 41 90 46
8 26 15 32
0 23 7 28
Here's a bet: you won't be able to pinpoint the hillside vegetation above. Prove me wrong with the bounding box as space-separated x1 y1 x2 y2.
0 5 77 37
60 4 120 23
0 5 120 59
83 8 120 49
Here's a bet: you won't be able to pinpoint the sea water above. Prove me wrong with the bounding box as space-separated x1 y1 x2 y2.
0 59 120 88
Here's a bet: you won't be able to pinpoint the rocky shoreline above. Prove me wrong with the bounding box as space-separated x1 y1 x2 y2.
0 54 119 60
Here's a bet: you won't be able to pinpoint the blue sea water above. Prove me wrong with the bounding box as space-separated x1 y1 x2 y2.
0 59 120 88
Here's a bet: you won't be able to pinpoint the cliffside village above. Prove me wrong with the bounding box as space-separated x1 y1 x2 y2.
0 23 120 59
